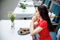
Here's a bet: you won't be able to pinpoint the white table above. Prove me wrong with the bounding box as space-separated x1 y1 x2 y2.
13 7 35 18
13 1 35 19
0 20 33 40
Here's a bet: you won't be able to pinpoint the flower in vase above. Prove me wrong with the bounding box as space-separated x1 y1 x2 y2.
8 12 16 22
8 12 16 29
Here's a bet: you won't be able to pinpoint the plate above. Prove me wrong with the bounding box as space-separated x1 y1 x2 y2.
18 28 30 35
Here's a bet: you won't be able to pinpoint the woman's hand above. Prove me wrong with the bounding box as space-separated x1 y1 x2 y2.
32 16 37 22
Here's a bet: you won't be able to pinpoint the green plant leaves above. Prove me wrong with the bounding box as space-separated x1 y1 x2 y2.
8 12 16 22
20 3 26 9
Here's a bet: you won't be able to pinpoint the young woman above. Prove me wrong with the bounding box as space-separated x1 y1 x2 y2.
30 5 52 40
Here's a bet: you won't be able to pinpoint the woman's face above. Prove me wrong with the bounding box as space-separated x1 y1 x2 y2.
35 7 40 19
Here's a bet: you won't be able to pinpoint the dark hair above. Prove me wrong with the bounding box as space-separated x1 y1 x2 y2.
37 5 53 31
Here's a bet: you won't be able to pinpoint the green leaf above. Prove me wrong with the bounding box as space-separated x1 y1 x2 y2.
8 12 16 22
20 3 26 9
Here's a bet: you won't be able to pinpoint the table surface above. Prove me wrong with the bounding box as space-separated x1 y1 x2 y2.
13 1 35 14
13 1 35 18
13 7 35 14
0 20 33 40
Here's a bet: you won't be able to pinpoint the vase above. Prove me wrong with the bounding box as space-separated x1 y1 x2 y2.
11 21 15 30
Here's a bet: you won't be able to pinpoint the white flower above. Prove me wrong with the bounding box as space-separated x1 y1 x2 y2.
8 12 16 22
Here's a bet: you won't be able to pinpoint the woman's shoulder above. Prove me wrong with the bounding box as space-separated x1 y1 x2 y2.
36 20 48 24
42 20 47 23
38 20 48 28
40 20 48 26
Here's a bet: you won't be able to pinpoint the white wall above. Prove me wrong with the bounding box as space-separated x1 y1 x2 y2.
1 0 19 20
0 0 1 20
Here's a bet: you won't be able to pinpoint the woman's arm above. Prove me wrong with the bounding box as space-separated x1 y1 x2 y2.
30 16 43 36
30 16 37 34
30 25 43 36
30 21 34 35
